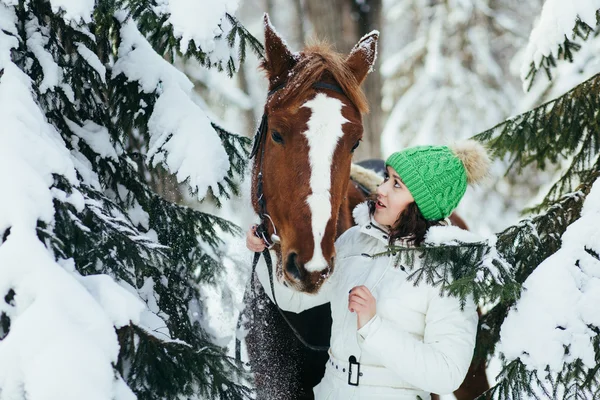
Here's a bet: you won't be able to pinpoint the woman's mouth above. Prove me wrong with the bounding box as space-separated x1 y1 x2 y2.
375 200 386 209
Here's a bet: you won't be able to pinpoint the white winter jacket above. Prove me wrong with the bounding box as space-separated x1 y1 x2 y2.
256 202 478 400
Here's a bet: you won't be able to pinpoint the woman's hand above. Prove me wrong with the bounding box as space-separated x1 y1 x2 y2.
348 286 376 329
246 224 267 253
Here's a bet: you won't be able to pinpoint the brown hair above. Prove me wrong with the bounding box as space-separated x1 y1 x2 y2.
367 198 445 246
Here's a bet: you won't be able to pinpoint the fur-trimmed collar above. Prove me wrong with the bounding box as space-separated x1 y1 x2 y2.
352 201 373 228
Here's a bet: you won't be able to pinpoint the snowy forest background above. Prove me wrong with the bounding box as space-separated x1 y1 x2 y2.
0 0 599 399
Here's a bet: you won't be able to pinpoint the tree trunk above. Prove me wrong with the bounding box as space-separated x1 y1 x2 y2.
304 0 383 161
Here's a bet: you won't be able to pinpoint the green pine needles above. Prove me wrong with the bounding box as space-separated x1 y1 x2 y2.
522 11 600 90
475 72 600 215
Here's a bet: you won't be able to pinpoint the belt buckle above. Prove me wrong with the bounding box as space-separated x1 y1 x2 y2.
347 355 360 386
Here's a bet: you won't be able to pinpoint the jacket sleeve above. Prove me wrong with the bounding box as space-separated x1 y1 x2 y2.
254 252 334 313
357 286 478 395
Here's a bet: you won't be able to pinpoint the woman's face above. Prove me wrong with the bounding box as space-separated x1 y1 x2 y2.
373 166 415 227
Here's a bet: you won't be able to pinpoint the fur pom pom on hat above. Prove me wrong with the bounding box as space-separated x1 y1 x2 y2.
449 140 490 185
385 140 490 221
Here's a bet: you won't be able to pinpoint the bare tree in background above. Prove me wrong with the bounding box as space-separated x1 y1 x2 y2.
305 0 383 161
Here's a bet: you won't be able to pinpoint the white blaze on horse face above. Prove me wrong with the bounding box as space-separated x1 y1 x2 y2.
301 93 348 273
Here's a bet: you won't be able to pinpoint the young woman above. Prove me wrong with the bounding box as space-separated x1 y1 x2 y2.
246 140 489 399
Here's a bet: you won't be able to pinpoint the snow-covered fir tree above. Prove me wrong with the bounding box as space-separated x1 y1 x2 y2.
0 0 262 399
484 2 600 397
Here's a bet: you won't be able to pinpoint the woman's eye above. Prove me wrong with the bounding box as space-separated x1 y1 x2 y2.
271 131 284 144
351 140 361 153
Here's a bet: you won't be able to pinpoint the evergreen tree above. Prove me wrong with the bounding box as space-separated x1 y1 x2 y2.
480 1 600 397
0 0 261 399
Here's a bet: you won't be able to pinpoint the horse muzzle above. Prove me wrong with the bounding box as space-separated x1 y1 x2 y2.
283 252 332 293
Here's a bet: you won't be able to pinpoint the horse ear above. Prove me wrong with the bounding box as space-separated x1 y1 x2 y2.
262 13 296 85
346 31 379 85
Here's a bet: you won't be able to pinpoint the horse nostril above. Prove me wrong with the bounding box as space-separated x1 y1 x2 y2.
285 252 303 281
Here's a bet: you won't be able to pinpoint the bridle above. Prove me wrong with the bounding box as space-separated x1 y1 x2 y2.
241 79 348 353
249 81 347 249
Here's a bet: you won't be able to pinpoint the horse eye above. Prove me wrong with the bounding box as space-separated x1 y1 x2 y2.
351 140 361 153
271 130 284 144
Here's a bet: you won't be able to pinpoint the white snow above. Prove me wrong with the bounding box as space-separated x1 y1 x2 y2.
65 118 119 161
425 226 510 284
48 0 94 24
153 0 239 54
0 21 77 233
520 0 600 87
113 18 230 200
76 42 106 82
0 231 140 400
425 225 485 245
181 57 253 110
25 16 61 93
301 94 348 273
499 178 600 373
127 199 151 230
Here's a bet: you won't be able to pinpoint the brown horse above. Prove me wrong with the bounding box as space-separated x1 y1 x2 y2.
243 14 489 400
250 19 375 295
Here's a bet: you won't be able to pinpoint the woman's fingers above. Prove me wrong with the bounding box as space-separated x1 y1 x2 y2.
246 225 267 252
349 285 371 295
348 286 376 321
348 301 366 312
348 294 367 305
349 286 373 301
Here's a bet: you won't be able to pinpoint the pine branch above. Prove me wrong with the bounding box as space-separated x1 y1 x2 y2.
110 64 252 205
225 13 265 63
3 0 255 397
119 0 263 76
523 12 600 90
373 239 519 309
480 336 600 400
210 122 252 207
473 73 600 212
117 324 252 400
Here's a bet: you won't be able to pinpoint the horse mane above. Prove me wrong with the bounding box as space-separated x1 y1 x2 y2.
261 40 370 114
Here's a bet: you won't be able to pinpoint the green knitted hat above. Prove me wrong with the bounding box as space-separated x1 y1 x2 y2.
385 141 490 221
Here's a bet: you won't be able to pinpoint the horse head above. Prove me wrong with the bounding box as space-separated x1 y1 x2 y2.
252 14 378 294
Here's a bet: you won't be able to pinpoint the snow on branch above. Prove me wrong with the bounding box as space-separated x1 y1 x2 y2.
0 9 77 231
0 10 139 400
48 0 94 25
112 18 230 201
0 233 138 400
374 225 517 307
520 0 600 90
499 177 600 375
474 72 600 212
153 0 239 57
0 6 179 398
